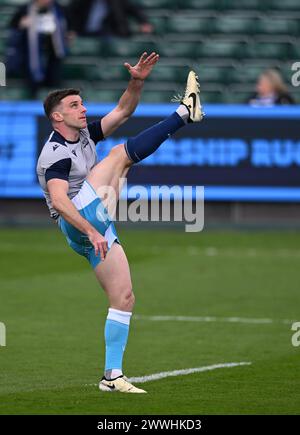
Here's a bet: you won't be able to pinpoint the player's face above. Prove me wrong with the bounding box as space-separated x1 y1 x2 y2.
59 95 87 129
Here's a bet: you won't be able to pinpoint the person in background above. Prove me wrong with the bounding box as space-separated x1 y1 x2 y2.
8 0 68 98
248 69 295 107
109 0 153 37
68 0 153 37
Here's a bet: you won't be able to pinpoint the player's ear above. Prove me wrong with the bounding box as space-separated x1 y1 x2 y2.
51 111 64 122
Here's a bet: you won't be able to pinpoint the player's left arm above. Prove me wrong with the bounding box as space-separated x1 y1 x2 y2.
100 52 159 138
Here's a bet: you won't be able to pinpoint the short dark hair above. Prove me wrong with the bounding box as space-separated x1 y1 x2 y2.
43 88 81 119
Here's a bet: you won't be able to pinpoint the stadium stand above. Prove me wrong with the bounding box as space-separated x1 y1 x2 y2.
0 0 299 103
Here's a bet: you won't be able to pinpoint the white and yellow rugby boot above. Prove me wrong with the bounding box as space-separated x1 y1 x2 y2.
99 375 147 393
173 70 205 123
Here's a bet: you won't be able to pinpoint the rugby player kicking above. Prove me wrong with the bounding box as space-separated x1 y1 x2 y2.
37 52 204 393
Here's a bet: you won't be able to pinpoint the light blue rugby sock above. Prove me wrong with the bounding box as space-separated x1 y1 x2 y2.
104 308 132 379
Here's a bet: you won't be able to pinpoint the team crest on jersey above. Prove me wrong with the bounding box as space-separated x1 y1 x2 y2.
82 138 89 148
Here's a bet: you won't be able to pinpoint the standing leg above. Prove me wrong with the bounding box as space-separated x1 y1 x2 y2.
95 243 133 383
95 243 148 392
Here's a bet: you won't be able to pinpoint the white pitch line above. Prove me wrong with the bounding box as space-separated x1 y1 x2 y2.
147 245 300 258
86 362 252 387
127 362 252 384
133 314 294 325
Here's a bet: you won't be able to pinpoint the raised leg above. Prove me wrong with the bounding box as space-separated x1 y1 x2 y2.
87 144 132 214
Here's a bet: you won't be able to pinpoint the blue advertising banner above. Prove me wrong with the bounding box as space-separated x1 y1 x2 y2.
1 102 300 201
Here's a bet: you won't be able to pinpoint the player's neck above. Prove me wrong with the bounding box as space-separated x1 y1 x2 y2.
54 125 80 143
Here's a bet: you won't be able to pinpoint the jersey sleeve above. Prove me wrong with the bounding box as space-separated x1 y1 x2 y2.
87 120 105 144
40 143 72 183
45 158 72 182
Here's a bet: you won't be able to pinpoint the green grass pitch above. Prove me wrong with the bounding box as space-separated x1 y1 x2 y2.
0 227 300 414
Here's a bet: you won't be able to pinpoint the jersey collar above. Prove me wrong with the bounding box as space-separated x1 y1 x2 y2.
50 130 80 146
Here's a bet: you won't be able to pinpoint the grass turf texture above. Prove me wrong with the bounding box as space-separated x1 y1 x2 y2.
0 227 300 414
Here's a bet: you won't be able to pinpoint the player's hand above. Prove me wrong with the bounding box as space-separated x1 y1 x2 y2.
88 230 108 261
124 52 159 81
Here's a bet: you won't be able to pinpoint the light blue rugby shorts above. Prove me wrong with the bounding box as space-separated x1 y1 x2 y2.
58 180 119 268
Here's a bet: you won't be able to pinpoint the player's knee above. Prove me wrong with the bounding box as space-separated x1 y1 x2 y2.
121 289 135 311
109 144 123 159
109 144 132 167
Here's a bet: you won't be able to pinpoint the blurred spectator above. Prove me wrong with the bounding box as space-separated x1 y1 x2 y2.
68 0 153 37
248 69 295 107
7 0 68 98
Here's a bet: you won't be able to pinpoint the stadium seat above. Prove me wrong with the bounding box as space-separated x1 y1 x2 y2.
231 63 279 85
291 87 300 104
280 63 296 83
220 0 265 11
0 11 13 29
214 15 257 35
95 63 130 81
1 87 30 100
142 90 176 103
225 85 253 103
290 42 300 60
104 38 156 58
177 0 218 9
132 0 177 9
63 61 128 82
156 39 198 58
146 64 189 82
246 40 291 60
201 88 225 103
197 63 234 85
146 14 168 35
65 61 130 82
224 91 252 104
266 0 300 11
257 17 299 36
167 15 214 34
62 62 97 81
36 88 58 100
0 38 6 55
3 0 298 104
83 89 123 103
1 0 28 4
69 38 102 56
198 39 245 59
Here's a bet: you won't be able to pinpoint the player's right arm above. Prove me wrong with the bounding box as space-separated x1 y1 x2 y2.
47 179 108 261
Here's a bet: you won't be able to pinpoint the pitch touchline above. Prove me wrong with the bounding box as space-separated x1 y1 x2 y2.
128 362 252 383
147 245 300 258
87 362 252 386
133 314 293 325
